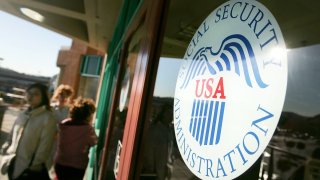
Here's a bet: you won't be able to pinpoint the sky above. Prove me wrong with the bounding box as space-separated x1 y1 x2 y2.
153 57 182 98
0 11 71 77
283 44 320 117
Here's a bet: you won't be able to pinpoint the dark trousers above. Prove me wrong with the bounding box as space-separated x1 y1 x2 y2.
8 159 49 180
54 163 85 180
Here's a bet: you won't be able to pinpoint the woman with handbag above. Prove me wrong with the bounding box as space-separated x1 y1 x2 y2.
0 83 57 180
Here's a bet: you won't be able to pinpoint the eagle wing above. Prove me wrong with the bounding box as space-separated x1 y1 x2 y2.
179 34 268 89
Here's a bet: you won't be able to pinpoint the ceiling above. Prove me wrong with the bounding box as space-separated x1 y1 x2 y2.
162 0 320 57
0 0 320 56
0 0 123 52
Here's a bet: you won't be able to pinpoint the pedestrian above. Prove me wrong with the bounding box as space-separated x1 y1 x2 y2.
51 84 74 123
54 97 98 180
0 83 56 180
47 84 74 179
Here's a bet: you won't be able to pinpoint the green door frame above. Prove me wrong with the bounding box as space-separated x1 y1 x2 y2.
87 0 143 179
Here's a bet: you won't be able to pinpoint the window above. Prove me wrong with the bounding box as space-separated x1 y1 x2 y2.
137 1 320 179
103 23 144 179
80 55 103 77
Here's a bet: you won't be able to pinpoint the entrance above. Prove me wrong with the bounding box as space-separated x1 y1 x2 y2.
95 0 169 179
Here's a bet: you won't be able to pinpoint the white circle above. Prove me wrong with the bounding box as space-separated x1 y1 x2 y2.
174 0 287 179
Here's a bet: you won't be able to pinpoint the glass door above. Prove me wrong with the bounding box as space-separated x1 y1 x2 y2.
135 0 320 180
98 0 169 179
99 23 145 180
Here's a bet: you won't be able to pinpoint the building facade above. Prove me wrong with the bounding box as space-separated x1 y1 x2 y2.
56 40 105 100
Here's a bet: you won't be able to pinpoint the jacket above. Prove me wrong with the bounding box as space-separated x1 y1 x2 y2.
55 119 97 169
2 106 56 178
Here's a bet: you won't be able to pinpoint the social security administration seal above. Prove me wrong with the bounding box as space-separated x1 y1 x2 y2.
174 0 287 179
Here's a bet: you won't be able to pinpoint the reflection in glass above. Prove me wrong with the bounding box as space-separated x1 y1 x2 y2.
104 32 141 179
142 102 174 179
259 44 320 180
141 58 199 180
140 44 320 180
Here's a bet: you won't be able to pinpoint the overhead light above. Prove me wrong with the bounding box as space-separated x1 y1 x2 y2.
20 7 44 22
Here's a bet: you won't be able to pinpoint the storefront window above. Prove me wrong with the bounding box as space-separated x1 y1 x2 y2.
104 25 143 179
260 44 320 180
138 0 320 179
140 58 193 179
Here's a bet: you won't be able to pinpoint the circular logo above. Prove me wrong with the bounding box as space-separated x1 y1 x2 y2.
174 0 287 179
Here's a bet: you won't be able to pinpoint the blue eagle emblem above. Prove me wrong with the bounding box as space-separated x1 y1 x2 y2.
182 34 267 146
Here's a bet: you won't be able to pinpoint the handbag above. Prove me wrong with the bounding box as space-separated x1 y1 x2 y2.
16 144 50 180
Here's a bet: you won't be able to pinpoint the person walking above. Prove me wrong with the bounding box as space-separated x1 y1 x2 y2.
1 83 56 180
54 97 98 180
48 84 74 179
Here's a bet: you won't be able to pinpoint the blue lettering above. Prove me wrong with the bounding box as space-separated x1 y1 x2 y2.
240 3 255 22
212 1 278 50
215 8 222 23
197 156 206 173
175 120 183 138
260 28 279 49
235 144 248 165
178 131 183 142
243 131 260 155
216 158 227 177
206 159 215 177
180 136 187 151
191 153 196 168
223 149 236 173
231 2 242 18
182 139 189 155
222 4 230 20
256 20 272 39
186 147 192 161
174 98 180 107
248 9 264 37
192 38 196 47
196 31 203 45
187 21 208 55
203 21 209 33
187 44 193 57
251 105 274 136
175 106 180 119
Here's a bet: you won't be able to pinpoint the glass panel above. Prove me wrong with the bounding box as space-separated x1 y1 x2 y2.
86 56 100 74
81 55 102 76
104 24 144 179
139 0 320 180
141 58 199 179
260 44 320 180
